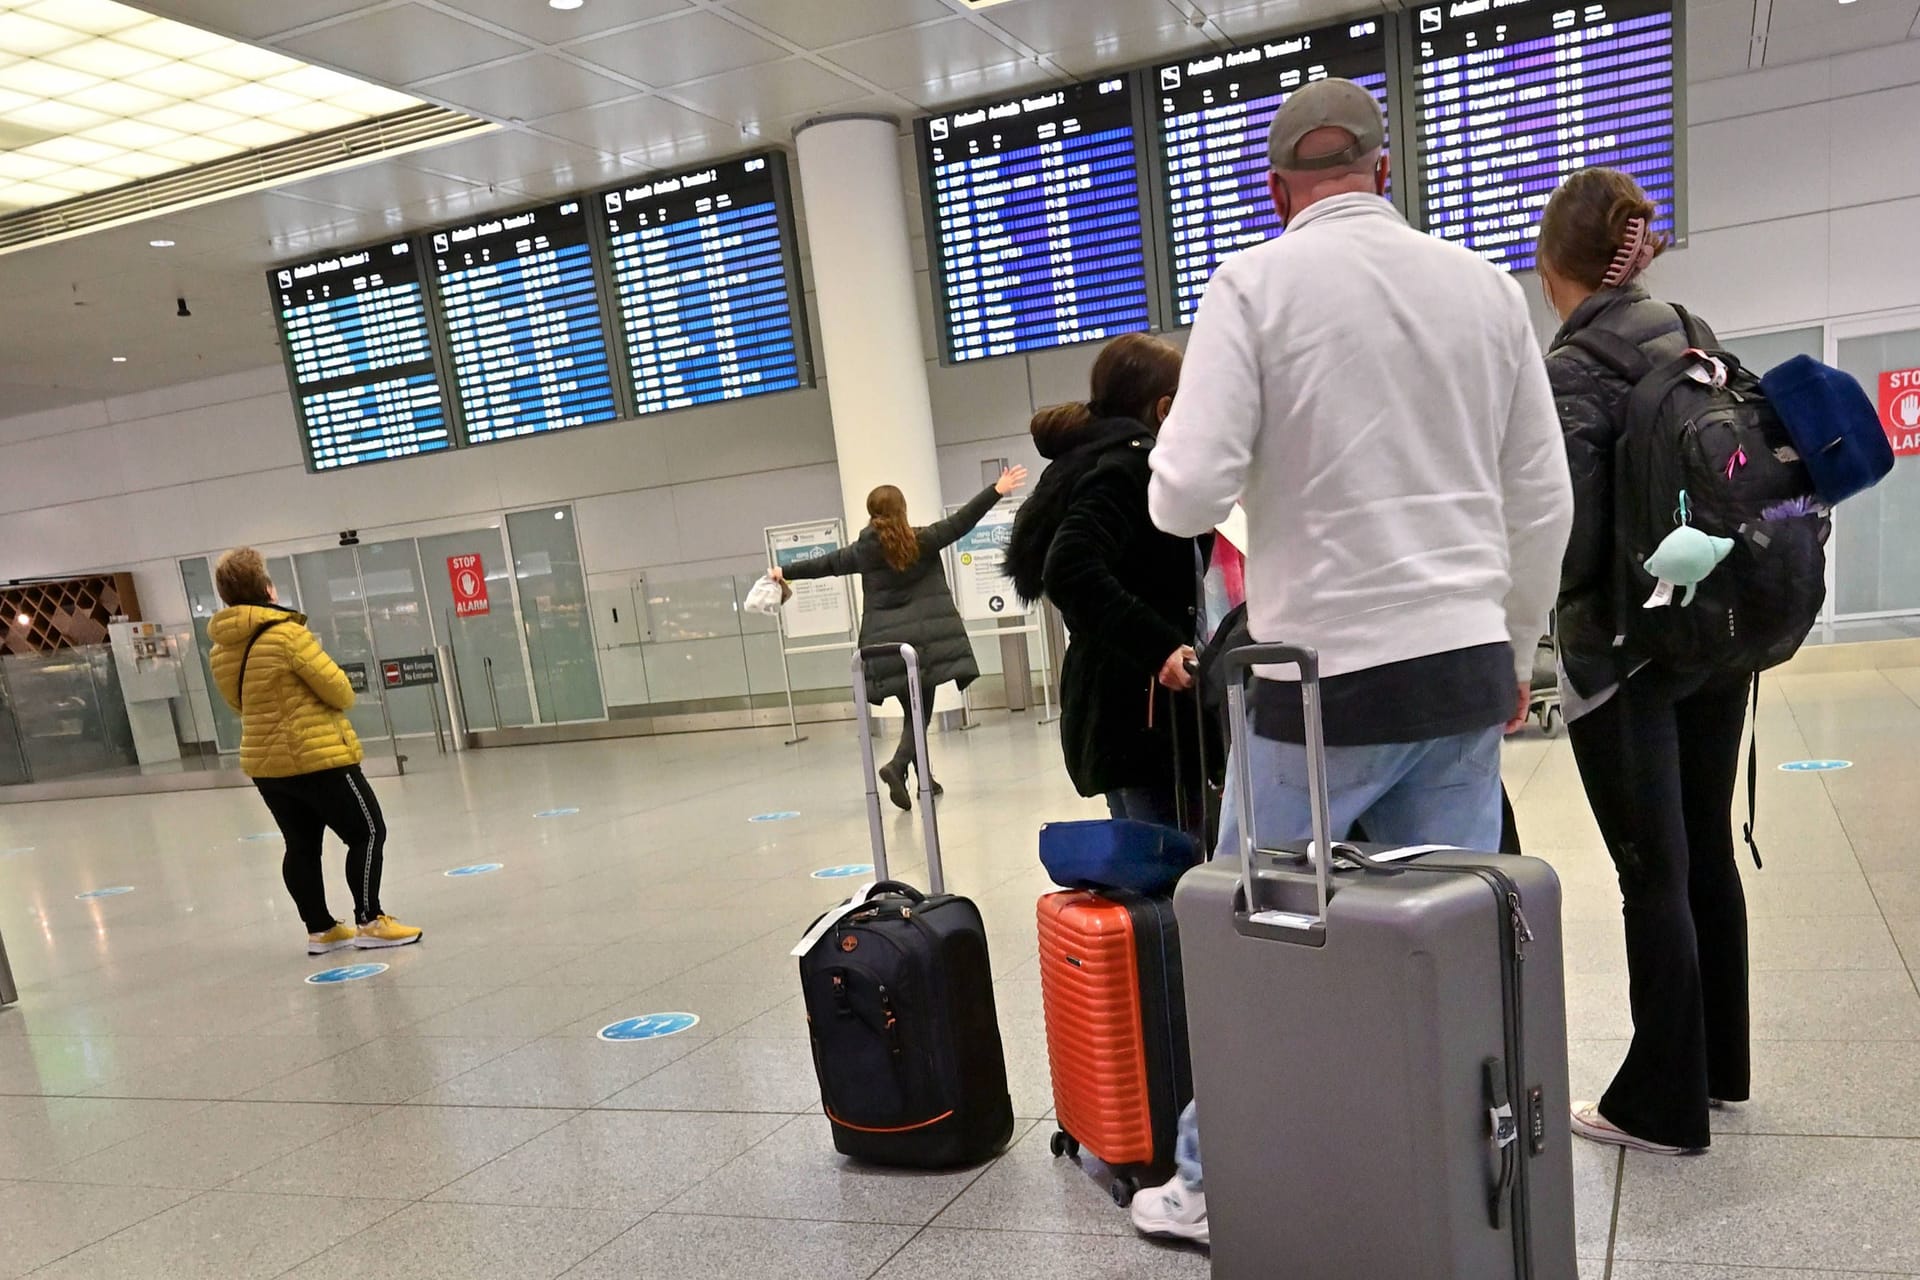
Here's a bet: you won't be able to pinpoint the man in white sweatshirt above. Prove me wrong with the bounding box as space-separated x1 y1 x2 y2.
1130 78 1572 1246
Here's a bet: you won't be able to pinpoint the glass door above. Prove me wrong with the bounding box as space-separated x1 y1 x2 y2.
356 539 441 737
417 528 537 730
507 505 606 723
290 547 393 749
0 660 29 784
1833 325 1920 618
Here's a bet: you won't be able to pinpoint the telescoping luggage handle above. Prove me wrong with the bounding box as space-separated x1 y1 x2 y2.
850 643 946 895
1222 643 1337 934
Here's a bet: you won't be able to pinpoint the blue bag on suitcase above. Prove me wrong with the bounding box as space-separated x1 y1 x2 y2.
1039 818 1197 895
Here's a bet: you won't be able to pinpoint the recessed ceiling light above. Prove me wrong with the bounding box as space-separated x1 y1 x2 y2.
111 354 127 362
549 0 584 9
148 237 173 246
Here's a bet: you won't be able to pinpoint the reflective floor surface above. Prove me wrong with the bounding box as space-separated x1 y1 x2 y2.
0 667 1917 1278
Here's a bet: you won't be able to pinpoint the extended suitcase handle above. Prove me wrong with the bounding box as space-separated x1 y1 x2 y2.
1221 643 1336 929
850 644 946 895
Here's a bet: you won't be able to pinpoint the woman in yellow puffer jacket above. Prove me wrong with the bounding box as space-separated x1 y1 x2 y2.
209 547 422 956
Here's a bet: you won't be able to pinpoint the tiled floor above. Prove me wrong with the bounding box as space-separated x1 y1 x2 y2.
0 667 1916 1278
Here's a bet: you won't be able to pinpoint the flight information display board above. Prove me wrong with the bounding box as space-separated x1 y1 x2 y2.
273 239 452 471
1410 0 1682 272
918 77 1155 362
429 198 622 445
1152 20 1394 326
598 152 811 415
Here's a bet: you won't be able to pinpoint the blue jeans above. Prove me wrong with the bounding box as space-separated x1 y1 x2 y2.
1173 724 1505 1190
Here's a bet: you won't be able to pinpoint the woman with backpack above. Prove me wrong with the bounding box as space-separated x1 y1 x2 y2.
208 547 423 956
1005 332 1206 828
774 466 1026 809
1539 168 1755 1156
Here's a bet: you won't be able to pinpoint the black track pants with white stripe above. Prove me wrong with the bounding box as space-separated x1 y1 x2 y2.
255 764 388 932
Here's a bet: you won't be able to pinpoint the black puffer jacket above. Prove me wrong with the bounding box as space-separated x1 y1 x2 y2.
784 484 1001 703
1007 419 1205 796
1546 284 1711 698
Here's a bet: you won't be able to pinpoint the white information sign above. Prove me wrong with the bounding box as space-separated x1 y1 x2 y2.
767 519 854 639
949 500 1026 621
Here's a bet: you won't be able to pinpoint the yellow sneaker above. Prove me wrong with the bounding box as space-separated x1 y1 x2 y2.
354 915 423 949
307 922 356 955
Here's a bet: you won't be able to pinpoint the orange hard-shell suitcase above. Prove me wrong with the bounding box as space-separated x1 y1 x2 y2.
1037 888 1191 1205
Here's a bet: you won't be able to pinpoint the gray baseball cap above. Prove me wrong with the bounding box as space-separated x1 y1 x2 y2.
1267 77 1385 171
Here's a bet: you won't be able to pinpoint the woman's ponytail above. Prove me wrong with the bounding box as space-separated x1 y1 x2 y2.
867 484 919 571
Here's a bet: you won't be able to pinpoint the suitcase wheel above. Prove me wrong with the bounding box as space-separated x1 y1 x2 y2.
1049 1129 1080 1161
1109 1175 1138 1208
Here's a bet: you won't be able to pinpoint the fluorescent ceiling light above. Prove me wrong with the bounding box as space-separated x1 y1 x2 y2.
147 237 172 246
0 0 445 217
550 0 585 10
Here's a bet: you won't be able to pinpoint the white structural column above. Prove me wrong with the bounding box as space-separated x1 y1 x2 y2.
793 114 945 536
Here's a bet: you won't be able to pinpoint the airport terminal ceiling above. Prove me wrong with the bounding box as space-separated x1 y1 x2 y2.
0 0 1916 417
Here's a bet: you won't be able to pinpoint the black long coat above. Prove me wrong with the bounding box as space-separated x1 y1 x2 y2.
1008 421 1205 796
784 484 1003 703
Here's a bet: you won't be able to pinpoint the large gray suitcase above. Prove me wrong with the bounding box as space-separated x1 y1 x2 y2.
1174 643 1577 1279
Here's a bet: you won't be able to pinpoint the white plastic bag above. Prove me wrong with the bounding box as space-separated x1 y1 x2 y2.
743 573 789 616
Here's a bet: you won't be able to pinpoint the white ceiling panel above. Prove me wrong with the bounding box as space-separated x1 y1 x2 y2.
721 0 954 49
273 3 531 87
976 0 1194 51
528 93 726 153
906 59 1065 111
668 58 871 127
118 0 381 42
1763 3 1919 63
271 160 483 212
617 123 747 169
422 0 692 45
1046 21 1222 78
1765 0 1917 30
825 17 1028 91
1204 0 1393 40
406 126 616 186
1686 0 1759 79
414 52 639 123
567 10 787 88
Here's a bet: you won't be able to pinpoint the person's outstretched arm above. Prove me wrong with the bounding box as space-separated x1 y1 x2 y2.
1149 268 1259 536
919 466 1028 554
779 543 861 580
1498 289 1575 689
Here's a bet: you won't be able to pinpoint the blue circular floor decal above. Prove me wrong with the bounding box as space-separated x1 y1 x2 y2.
749 811 800 823
75 886 134 900
1779 759 1852 773
812 864 874 879
598 1012 700 1042
306 963 388 985
445 862 504 877
535 807 580 818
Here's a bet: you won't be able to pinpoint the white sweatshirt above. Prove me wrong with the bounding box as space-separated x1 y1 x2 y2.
1149 193 1572 685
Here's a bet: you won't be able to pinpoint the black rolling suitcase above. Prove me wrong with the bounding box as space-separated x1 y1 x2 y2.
794 643 1014 1169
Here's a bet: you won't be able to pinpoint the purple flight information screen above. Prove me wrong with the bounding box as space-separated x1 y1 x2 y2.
1153 20 1391 327
1412 0 1680 272
919 77 1154 362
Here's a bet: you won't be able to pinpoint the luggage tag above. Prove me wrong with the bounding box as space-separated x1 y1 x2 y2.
791 883 879 957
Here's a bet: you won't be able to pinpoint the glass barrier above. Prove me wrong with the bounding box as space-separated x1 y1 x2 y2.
0 647 138 781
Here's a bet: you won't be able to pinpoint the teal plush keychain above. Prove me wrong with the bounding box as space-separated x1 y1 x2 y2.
1643 491 1733 608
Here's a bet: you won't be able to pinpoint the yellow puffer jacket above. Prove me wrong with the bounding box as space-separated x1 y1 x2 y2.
208 604 363 778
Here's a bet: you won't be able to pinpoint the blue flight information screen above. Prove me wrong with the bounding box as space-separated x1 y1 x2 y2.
1153 21 1392 326
274 239 451 471
599 153 811 415
919 77 1154 362
1412 0 1681 272
430 198 621 445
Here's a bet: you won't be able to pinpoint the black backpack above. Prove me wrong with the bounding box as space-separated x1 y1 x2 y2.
1566 307 1830 676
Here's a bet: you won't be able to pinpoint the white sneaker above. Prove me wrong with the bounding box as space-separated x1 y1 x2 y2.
1571 1101 1700 1156
1130 1176 1208 1246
